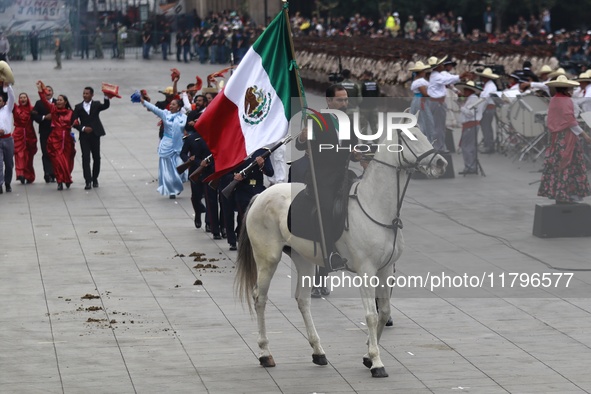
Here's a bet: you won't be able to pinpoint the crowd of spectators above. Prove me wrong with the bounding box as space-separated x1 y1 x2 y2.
2 7 590 72
290 8 591 72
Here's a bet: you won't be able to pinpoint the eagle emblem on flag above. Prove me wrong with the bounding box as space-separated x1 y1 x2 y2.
243 85 272 125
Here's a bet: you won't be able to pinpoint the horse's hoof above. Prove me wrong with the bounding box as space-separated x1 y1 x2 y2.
259 355 276 367
371 367 389 378
312 354 328 365
362 357 372 369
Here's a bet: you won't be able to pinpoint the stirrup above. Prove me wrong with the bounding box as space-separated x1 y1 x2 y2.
328 252 347 271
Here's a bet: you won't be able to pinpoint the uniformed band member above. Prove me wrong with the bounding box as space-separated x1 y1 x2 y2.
474 68 500 154
220 148 273 251
456 81 484 174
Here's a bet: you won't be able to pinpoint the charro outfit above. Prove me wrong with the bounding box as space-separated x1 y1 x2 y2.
410 77 434 141
295 114 353 264
427 70 460 151
538 93 591 202
479 79 499 153
12 93 38 183
459 92 483 173
72 95 110 187
142 101 187 197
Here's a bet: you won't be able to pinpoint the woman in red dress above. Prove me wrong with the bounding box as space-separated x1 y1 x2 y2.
37 81 76 190
12 93 38 184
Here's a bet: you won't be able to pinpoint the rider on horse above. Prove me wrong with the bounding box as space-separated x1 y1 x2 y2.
295 84 358 271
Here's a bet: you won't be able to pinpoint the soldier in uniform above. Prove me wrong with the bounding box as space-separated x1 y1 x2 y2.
62 27 72 60
233 148 274 240
359 70 380 134
340 69 360 115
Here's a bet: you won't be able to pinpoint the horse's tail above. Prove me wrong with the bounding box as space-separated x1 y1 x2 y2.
235 194 259 314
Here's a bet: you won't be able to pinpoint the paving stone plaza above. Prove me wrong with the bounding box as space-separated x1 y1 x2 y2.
1 56 591 393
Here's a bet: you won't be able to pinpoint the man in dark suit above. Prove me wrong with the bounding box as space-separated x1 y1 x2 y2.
31 85 56 183
72 87 110 190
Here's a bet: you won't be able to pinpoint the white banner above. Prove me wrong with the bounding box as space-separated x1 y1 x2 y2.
0 0 69 32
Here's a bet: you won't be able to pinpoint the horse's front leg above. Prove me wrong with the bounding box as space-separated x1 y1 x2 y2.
360 286 388 377
294 257 327 365
375 268 393 342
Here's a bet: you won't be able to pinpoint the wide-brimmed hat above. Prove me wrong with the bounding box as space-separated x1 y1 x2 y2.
575 71 591 82
547 67 566 79
159 86 174 95
409 61 430 72
443 58 458 67
0 60 15 85
508 72 527 83
538 64 553 75
427 55 448 68
101 82 122 98
202 87 219 94
474 67 500 80
455 80 482 93
546 75 580 88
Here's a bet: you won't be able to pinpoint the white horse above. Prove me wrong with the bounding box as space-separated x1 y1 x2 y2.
235 127 447 378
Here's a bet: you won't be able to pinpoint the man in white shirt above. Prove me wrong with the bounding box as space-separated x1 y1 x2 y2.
574 71 591 113
427 56 470 151
475 68 500 153
456 81 484 175
0 82 15 193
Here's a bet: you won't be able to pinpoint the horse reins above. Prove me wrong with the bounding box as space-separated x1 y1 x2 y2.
349 130 439 271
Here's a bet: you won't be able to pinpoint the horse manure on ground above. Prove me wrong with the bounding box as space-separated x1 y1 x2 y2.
86 318 106 323
86 306 103 311
194 280 203 285
174 253 185 257
81 294 100 299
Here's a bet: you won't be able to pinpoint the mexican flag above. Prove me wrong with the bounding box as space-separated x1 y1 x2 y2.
195 7 301 180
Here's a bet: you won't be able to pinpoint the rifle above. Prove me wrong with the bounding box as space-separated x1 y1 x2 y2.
176 156 194 174
188 154 212 182
221 136 293 199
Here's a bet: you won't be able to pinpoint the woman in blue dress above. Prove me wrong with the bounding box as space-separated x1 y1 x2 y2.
140 96 187 198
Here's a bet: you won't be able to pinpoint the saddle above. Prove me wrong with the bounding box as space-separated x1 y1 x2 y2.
287 171 356 244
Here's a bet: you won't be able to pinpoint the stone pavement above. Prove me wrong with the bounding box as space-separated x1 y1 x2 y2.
1 56 591 394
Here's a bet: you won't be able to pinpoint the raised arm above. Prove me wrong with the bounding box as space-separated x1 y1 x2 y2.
141 98 167 120
4 84 15 112
36 82 53 112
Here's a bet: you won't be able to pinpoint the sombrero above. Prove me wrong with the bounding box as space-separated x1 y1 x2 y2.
409 61 430 72
101 82 122 98
159 86 174 95
538 64 553 75
0 60 15 85
474 67 500 80
545 75 579 88
574 71 591 83
202 87 219 94
547 67 566 79
427 55 448 68
455 80 482 93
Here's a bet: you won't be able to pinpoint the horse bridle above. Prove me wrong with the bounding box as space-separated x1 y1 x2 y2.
349 130 439 271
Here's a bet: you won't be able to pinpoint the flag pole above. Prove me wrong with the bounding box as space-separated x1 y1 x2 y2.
283 0 330 268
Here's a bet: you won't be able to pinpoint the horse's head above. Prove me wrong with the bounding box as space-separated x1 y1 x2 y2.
395 126 447 177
